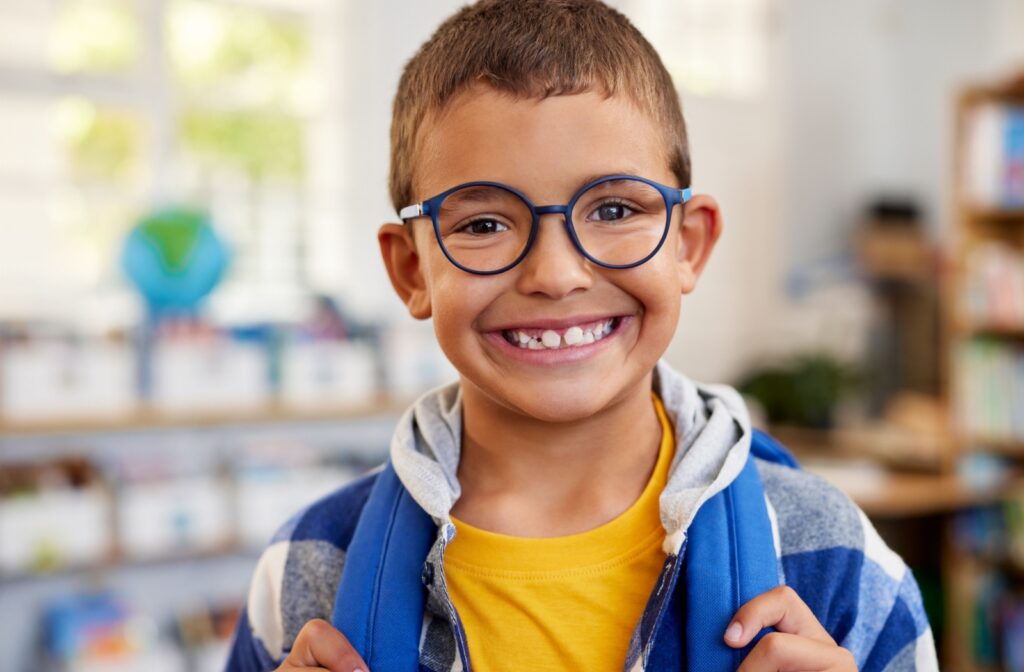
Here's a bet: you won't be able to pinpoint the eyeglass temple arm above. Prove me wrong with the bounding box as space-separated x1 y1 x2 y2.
399 203 423 220
680 187 693 203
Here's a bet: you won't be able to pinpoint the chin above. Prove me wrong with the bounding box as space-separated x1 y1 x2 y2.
487 375 623 424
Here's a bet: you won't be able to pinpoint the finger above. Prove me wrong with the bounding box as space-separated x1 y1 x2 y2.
285 619 369 672
737 632 856 672
724 586 834 648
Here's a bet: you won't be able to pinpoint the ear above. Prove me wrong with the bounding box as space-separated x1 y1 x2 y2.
378 223 432 319
675 194 723 294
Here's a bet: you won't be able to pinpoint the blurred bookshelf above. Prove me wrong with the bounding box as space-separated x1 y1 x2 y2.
947 73 1024 672
0 397 403 672
0 316 455 671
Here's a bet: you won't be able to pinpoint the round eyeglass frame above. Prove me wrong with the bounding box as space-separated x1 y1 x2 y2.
398 174 693 276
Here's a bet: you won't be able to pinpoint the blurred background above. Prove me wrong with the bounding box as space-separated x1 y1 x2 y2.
1 0 1023 670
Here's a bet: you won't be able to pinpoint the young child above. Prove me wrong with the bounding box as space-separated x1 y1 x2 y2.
227 1 938 670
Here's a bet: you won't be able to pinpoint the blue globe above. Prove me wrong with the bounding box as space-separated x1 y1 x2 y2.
121 208 230 314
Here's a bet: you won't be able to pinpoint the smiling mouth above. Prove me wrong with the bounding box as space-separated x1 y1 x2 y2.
500 317 622 350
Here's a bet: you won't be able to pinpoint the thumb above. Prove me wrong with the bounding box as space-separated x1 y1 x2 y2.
286 619 370 672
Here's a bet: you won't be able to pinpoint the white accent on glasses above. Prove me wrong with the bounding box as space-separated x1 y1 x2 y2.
399 204 423 220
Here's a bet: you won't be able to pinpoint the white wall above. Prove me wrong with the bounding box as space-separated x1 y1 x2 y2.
335 1 466 321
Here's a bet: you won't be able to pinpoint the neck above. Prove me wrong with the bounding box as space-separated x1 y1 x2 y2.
452 371 663 537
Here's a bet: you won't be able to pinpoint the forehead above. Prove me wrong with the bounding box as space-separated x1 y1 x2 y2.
413 85 674 203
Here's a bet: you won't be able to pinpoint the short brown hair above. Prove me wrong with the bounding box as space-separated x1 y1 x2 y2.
388 0 690 215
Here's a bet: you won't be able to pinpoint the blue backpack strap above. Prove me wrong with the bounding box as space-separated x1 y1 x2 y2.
681 430 796 671
331 462 436 670
750 428 800 469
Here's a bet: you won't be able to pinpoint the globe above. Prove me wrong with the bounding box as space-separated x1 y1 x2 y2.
121 208 230 314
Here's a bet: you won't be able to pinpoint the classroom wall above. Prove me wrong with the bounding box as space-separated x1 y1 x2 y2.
334 0 466 322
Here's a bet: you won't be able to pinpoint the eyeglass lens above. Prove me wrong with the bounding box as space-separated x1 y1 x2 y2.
435 178 669 273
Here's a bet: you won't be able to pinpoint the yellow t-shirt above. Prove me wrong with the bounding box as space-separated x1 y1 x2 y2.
445 394 675 671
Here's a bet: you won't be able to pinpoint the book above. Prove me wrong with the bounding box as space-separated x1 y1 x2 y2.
964 103 1024 209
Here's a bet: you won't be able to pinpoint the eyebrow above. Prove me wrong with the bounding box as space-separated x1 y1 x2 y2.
445 185 521 204
575 170 643 189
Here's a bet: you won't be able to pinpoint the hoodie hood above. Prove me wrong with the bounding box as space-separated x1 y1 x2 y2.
389 359 752 555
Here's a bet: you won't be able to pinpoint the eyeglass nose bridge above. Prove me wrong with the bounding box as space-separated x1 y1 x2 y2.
527 204 587 260
534 204 570 216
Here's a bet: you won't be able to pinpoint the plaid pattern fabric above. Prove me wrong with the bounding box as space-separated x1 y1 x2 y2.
225 456 937 672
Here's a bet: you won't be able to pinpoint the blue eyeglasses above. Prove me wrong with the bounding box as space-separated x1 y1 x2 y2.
399 175 692 275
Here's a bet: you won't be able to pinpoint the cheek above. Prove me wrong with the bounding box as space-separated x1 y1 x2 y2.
427 266 501 340
627 256 682 311
624 265 682 341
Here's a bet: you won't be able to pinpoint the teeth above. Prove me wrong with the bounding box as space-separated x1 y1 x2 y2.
504 318 617 351
541 330 561 348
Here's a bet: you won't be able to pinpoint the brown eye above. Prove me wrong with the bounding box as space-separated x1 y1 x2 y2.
457 218 509 235
591 201 635 222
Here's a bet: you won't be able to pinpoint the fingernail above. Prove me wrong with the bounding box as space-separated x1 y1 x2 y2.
353 668 366 672
725 621 743 643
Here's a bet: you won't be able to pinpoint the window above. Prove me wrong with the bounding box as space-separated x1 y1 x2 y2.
0 0 344 327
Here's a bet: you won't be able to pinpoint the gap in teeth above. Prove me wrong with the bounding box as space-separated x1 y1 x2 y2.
504 318 618 350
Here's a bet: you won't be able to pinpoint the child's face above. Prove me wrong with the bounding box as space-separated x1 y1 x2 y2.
380 84 721 422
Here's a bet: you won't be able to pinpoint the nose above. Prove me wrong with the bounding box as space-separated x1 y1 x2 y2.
514 212 593 299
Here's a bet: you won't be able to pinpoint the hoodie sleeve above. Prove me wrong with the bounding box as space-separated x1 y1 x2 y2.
756 459 939 671
847 511 938 671
225 603 284 672
224 541 291 671
224 472 378 671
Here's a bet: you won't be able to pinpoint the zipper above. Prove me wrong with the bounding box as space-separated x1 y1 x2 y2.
433 531 474 672
633 537 688 670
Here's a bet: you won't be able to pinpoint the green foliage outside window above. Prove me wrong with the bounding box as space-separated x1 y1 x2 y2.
55 98 142 182
179 110 304 180
167 0 307 102
168 0 310 181
50 0 310 182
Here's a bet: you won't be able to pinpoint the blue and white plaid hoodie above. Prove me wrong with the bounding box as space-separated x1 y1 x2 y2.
226 360 938 671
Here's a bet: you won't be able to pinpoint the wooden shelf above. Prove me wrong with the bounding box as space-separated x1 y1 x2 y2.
966 207 1024 222
804 459 1022 517
769 425 1022 517
960 79 1024 107
0 395 410 437
768 424 998 517
954 320 1024 339
771 424 949 472
963 434 1024 456
0 543 260 587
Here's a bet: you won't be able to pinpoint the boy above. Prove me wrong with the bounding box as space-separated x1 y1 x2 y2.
227 1 938 670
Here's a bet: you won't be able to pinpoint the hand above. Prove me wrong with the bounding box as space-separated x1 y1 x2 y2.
274 619 370 672
723 586 857 671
